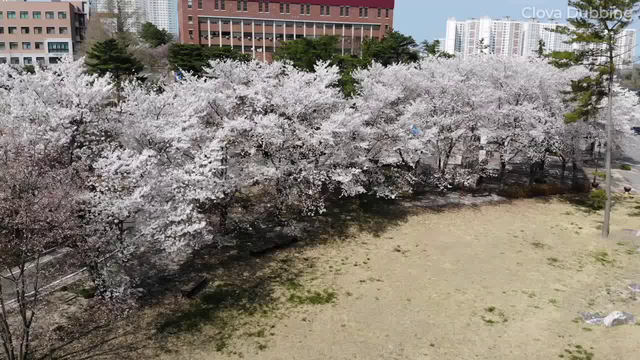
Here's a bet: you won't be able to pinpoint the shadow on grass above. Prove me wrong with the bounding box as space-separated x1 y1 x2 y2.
48 159 598 359
42 321 145 360
155 281 280 337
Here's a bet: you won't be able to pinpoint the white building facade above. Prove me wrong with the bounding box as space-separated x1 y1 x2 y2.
445 17 637 68
143 0 178 35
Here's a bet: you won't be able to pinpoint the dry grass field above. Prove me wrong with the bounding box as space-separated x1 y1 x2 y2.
45 196 640 360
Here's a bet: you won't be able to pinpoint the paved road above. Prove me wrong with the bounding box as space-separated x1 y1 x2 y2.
0 248 83 304
614 134 640 192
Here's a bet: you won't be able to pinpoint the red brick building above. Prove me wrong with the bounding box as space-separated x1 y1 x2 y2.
177 0 395 61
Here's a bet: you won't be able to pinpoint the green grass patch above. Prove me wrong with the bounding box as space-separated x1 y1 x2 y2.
547 257 561 266
620 164 632 171
288 289 337 305
594 250 614 266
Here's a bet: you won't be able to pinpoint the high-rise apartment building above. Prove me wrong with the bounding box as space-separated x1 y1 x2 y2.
0 0 88 66
94 0 143 31
521 20 573 57
178 0 395 62
144 0 178 35
445 17 637 68
445 17 523 58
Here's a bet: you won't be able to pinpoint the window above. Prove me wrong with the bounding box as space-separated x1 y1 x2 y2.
326 5 330 15
10 42 18 50
187 0 192 9
0 58 6 65
378 8 382 18
198 0 202 10
340 6 344 17
280 3 284 14
188 15 193 24
34 27 42 34
215 0 219 10
47 27 55 34
300 3 304 15
236 0 248 12
306 4 310 15
188 29 194 40
320 5 324 15
36 57 45 64
59 27 68 34
58 11 67 19
8 11 16 19
0 43 4 51
320 5 329 15
0 12 3 19
263 1 268 13
221 0 225 10
8 27 16 34
386 9 390 18
258 0 262 12
48 42 69 53
11 57 20 65
21 27 29 34
20 11 28 19
359 7 362 17
49 57 60 64
45 11 54 19
364 7 368 18
33 11 41 19
24 57 32 65
22 42 31 50
0 28 3 34
345 6 350 16
35 42 43 50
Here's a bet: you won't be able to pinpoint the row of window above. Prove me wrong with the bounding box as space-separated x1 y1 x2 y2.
0 26 69 35
202 31 378 40
0 41 69 52
187 22 388 40
186 0 391 19
200 20 383 30
0 10 67 19
0 57 62 65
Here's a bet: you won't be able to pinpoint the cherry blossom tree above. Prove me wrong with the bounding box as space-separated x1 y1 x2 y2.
0 57 112 360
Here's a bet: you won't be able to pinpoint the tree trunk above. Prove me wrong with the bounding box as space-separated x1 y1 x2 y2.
219 205 228 234
560 159 567 185
499 161 507 189
602 42 615 238
528 163 536 187
572 160 578 186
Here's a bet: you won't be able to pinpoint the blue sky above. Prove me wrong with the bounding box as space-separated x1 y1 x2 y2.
394 0 640 56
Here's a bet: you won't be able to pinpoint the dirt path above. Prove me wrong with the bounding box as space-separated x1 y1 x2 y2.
205 198 640 360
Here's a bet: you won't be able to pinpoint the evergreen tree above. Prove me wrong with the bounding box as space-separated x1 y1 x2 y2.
139 22 173 48
421 40 455 58
168 44 251 74
553 0 640 237
361 31 420 66
330 54 370 97
537 39 546 57
85 38 144 102
274 36 340 71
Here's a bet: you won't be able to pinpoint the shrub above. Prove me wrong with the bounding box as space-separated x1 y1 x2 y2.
589 189 607 210
499 184 574 199
592 171 606 179
620 164 632 171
